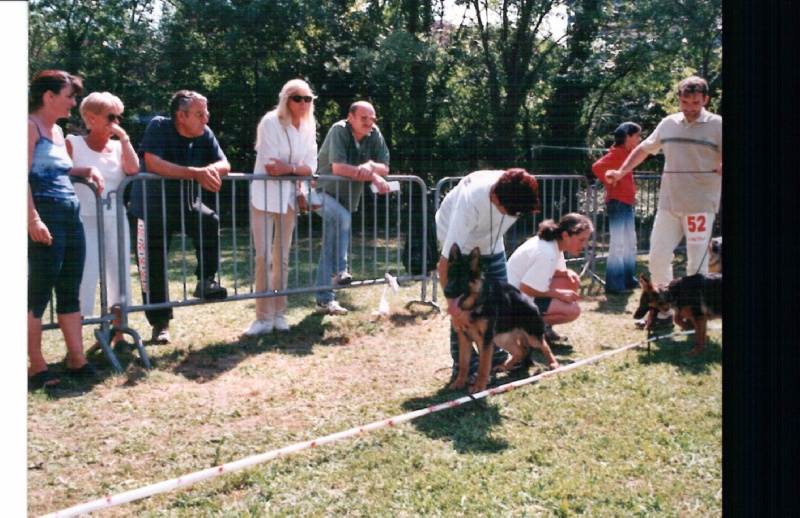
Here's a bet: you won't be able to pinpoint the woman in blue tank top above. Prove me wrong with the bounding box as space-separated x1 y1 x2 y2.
28 70 106 390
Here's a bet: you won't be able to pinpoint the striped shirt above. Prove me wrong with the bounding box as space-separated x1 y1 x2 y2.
638 108 722 213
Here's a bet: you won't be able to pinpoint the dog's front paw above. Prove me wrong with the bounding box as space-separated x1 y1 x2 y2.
448 377 467 390
469 381 488 394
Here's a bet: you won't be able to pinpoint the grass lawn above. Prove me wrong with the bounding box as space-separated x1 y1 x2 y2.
28 256 721 516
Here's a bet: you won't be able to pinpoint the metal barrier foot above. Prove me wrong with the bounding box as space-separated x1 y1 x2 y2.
123 329 151 370
405 300 441 313
92 328 123 372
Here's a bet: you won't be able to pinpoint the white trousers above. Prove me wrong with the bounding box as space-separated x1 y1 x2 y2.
648 209 715 285
79 214 132 317
251 206 296 320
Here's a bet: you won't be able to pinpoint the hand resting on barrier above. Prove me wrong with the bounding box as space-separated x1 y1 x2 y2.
194 165 222 192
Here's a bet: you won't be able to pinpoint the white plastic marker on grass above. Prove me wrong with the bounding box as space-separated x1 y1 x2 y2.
372 273 400 317
42 325 719 518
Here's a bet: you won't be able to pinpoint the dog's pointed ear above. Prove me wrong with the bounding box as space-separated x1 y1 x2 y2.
448 244 461 262
639 274 656 292
468 247 482 272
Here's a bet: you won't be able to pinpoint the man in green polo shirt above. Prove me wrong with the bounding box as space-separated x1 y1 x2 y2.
312 101 391 315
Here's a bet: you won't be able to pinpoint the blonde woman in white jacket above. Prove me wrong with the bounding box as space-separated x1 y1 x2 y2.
245 79 318 335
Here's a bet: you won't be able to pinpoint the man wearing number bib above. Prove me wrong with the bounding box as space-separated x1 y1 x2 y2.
605 76 721 329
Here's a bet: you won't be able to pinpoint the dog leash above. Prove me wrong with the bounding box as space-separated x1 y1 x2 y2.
489 208 505 257
694 236 711 275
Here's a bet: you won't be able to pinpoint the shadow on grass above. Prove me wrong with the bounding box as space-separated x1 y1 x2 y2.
400 390 510 454
28 358 121 399
594 291 638 315
148 291 381 382
586 257 650 314
397 359 564 454
167 323 340 382
637 334 722 375
388 305 441 327
548 342 574 359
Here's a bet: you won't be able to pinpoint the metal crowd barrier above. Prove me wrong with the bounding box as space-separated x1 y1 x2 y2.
41 172 667 372
431 174 665 301
39 178 148 371
432 175 594 302
584 174 663 286
54 173 436 370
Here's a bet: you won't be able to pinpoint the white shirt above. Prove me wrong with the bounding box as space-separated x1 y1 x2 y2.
436 170 518 257
66 134 126 218
506 236 566 292
251 111 318 213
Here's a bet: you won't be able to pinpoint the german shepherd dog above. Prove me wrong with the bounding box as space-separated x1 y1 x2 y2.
444 245 559 393
633 273 722 355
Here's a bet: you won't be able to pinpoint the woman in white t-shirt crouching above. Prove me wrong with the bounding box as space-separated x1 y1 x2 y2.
506 213 593 342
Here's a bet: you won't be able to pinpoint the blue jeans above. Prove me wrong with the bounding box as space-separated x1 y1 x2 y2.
450 251 510 377
28 196 85 318
314 192 351 304
605 199 637 290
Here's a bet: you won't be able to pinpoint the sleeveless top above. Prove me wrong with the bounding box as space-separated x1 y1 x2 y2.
66 134 125 217
28 118 75 199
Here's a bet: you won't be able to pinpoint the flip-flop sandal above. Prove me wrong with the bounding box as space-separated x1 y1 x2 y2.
66 362 100 379
28 369 60 391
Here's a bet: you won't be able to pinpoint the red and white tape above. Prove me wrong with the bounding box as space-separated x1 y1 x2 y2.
42 325 719 517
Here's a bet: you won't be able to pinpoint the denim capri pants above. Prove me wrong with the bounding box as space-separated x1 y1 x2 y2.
28 196 85 318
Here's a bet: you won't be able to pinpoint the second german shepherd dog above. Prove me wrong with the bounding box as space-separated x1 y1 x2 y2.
444 245 559 393
633 273 722 355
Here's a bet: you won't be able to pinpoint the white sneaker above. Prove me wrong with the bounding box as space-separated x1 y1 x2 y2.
243 319 273 336
315 300 348 315
273 316 290 331
332 271 353 285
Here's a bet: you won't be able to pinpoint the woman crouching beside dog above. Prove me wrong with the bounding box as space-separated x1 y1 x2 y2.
506 214 594 342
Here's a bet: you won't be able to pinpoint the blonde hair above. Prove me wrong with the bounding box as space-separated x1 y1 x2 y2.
79 92 124 129
255 79 316 149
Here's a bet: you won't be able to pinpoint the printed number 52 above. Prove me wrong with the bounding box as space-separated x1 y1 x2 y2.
687 215 706 233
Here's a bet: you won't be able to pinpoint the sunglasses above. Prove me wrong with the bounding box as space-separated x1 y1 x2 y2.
289 95 314 103
107 113 124 123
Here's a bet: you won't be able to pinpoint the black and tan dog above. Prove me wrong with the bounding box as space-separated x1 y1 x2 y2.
444 245 559 393
633 273 722 355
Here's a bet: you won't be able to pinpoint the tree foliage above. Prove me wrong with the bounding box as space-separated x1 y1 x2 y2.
28 0 721 180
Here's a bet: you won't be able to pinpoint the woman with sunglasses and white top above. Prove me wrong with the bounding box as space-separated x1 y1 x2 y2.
244 79 318 336
66 92 139 345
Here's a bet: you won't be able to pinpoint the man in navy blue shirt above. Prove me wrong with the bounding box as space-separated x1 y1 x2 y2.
129 90 231 344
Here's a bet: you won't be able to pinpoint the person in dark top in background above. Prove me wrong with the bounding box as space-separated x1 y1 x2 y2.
128 90 231 344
